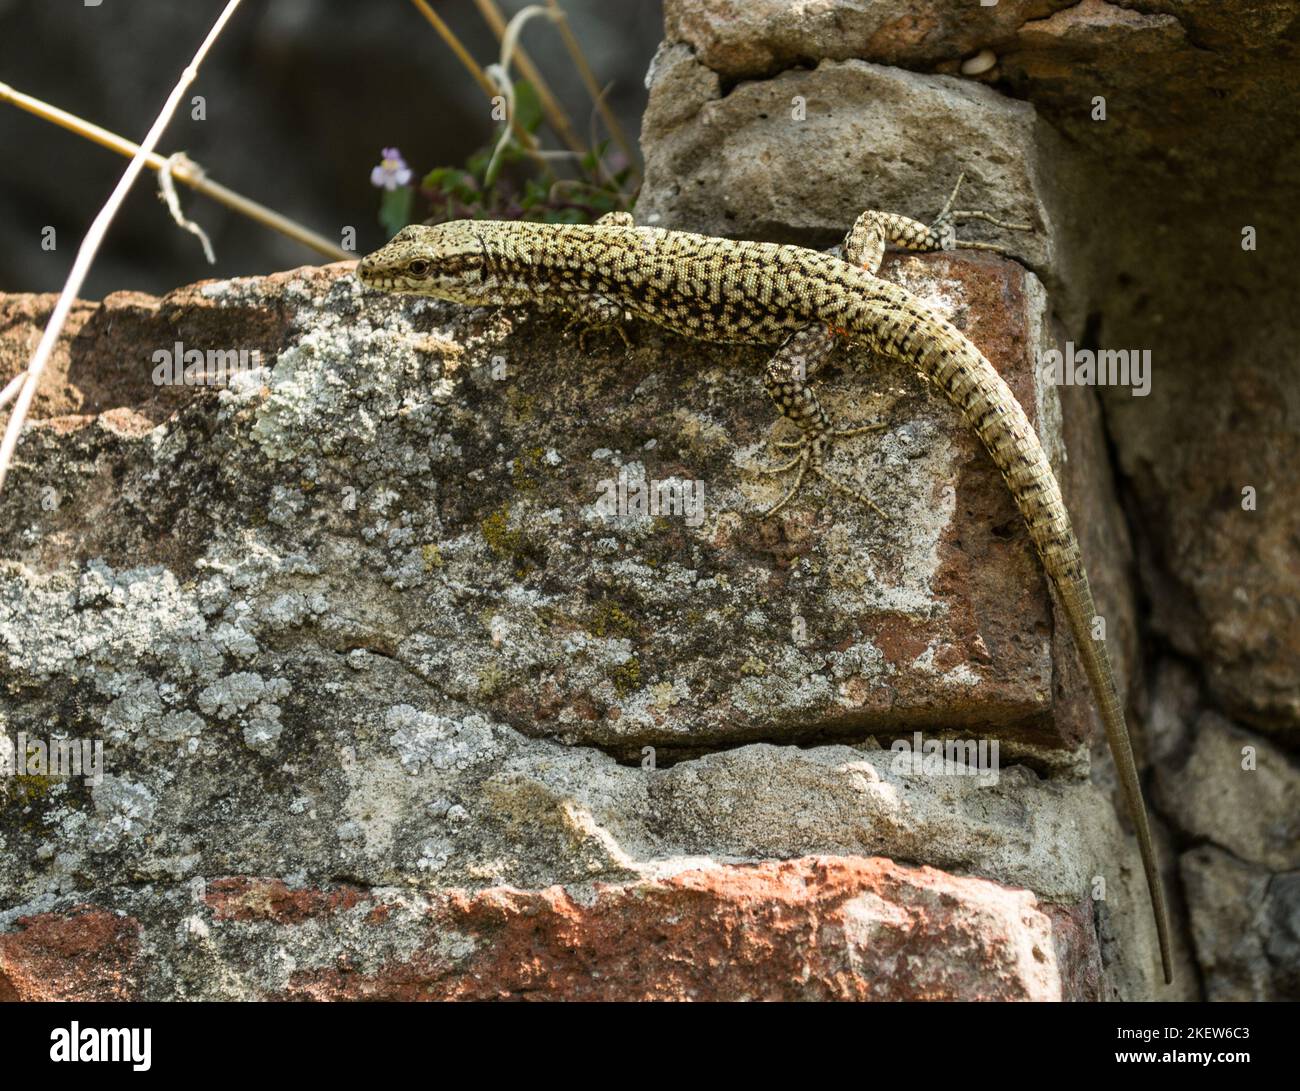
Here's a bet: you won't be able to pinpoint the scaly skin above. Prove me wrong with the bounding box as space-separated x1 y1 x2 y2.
358 215 1174 985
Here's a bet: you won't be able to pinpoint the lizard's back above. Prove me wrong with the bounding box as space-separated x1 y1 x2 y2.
488 220 892 345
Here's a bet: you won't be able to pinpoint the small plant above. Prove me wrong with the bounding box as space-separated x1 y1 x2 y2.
370 81 632 238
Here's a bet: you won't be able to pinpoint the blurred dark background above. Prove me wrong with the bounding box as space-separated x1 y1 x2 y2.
0 0 663 298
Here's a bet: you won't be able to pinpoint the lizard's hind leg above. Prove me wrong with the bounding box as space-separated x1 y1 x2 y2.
757 324 885 518
928 172 1033 256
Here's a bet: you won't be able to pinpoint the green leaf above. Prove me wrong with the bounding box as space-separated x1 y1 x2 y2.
513 79 543 134
423 166 480 205
379 186 415 238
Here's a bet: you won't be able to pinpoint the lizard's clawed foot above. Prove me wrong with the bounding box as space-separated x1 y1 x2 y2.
567 319 631 352
757 426 887 518
930 171 1034 256
773 422 885 451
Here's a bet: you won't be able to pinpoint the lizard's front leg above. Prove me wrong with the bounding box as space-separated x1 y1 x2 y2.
555 291 631 350
549 215 640 348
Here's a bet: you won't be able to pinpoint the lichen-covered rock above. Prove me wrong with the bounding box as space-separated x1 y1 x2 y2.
0 247 1174 999
0 256 1092 761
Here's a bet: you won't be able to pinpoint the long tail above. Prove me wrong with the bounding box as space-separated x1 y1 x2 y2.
915 321 1174 985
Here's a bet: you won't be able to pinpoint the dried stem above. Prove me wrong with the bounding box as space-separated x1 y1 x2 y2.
471 0 588 161
0 81 348 261
545 0 639 179
407 0 550 171
0 0 247 499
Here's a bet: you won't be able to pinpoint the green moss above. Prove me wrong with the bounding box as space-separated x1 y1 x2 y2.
3 775 57 831
14 773 54 796
510 446 546 492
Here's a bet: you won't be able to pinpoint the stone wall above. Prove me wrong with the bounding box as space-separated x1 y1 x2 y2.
2 0 1297 1001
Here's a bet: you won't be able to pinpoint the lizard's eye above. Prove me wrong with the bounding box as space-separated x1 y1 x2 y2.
407 259 431 278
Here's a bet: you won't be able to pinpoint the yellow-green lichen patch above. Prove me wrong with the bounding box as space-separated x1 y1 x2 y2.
421 543 444 571
585 599 639 640
475 662 510 700
3 774 58 832
510 446 547 493
505 387 537 423
610 657 642 696
480 504 526 560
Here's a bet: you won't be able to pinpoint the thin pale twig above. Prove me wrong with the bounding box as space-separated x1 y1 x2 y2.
0 80 347 260
408 0 501 101
545 0 639 180
472 0 589 161
406 0 549 172
0 373 25 412
0 0 246 500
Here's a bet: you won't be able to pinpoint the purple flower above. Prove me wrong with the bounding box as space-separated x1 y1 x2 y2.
370 147 413 191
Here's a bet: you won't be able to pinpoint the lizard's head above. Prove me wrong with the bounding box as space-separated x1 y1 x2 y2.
356 221 497 303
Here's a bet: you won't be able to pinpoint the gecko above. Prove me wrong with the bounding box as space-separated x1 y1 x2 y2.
356 178 1174 985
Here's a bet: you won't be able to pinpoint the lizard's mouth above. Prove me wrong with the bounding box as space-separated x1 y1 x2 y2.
356 259 384 288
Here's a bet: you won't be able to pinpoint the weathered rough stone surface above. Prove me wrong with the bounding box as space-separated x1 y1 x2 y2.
661 0 1062 81
0 257 1178 999
1156 711 1299 1000
1180 847 1297 1002
269 857 1100 1001
0 906 140 1001
997 0 1300 741
0 260 1088 760
640 51 1061 278
4 861 1102 1001
1157 713 1300 874
642 0 1300 1000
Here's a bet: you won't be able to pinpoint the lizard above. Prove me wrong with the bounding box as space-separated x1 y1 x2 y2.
355 179 1174 986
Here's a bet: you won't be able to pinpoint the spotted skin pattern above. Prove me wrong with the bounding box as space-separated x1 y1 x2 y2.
357 204 1174 985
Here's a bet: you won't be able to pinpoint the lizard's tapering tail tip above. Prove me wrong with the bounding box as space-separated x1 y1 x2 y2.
1065 585 1175 987
1102 659 1174 988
